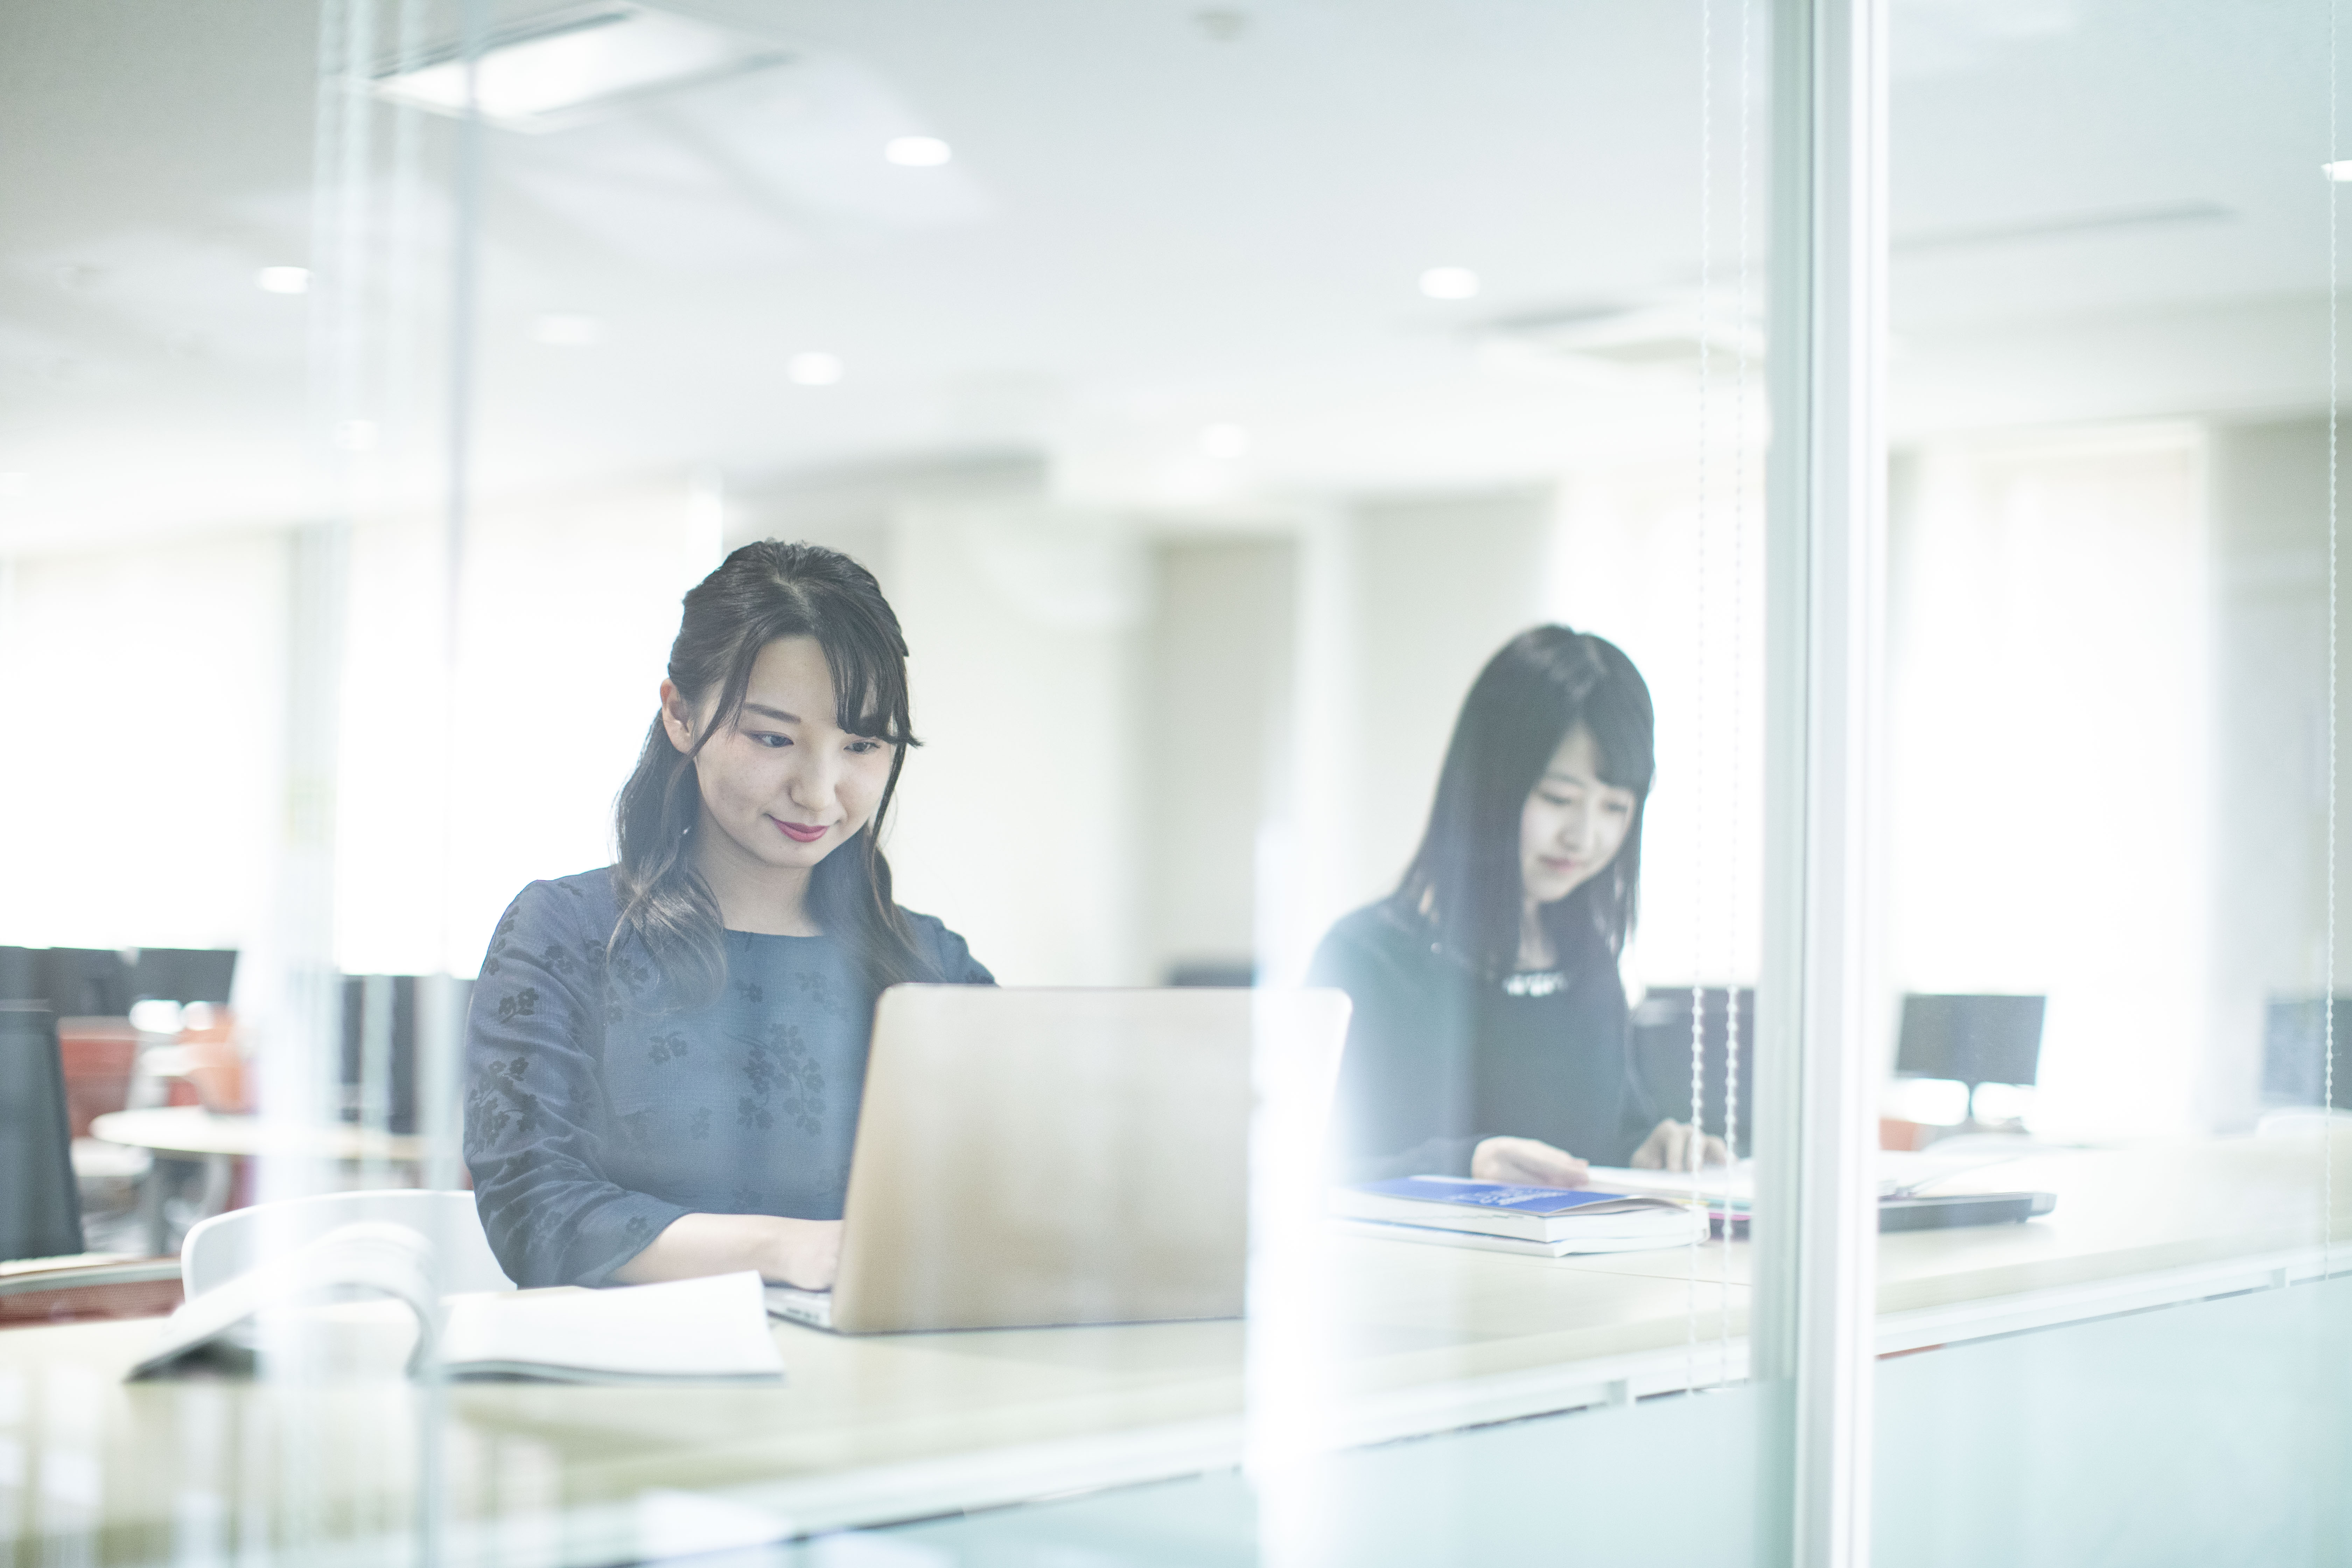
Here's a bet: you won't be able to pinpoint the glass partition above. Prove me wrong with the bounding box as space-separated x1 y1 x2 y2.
47 0 2334 1564
1874 1 2352 1560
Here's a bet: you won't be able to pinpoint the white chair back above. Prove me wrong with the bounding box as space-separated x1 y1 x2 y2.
181 1189 513 1298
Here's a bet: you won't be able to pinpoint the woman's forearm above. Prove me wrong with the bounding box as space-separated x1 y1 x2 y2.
609 1211 842 1289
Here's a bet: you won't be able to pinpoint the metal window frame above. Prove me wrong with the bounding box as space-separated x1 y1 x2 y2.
1754 1 1889 1565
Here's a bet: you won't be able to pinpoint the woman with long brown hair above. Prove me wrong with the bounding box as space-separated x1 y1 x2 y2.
465 541 990 1291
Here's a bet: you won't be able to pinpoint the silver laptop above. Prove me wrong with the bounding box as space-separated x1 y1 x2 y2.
766 983 1350 1334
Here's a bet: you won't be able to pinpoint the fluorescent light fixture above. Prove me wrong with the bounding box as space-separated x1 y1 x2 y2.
786 352 844 387
884 135 952 167
1419 266 1480 300
257 266 310 294
1199 423 1251 459
369 5 792 134
2327 160 2352 182
534 312 604 347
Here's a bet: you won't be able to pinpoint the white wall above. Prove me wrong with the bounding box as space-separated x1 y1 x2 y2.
1885 424 2208 1137
882 503 1149 986
0 529 290 953
739 461 1151 987
337 479 704 976
1143 535 1296 981
1550 453 1767 996
0 476 715 987
1268 489 1558 981
2207 416 2341 1128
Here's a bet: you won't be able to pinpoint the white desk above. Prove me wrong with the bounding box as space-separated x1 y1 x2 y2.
90 1107 427 1165
3 1134 2345 1567
90 1108 429 1254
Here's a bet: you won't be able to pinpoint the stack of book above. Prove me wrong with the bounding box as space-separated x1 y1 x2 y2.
1332 1176 1706 1257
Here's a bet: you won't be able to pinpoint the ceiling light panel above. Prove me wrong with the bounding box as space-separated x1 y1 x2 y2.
369 5 792 133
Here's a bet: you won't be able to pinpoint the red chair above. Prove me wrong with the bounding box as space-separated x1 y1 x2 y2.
56 1018 139 1140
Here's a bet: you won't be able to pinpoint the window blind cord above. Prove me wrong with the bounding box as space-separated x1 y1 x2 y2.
1687 0 1719 1402
1721 0 1756 1395
2326 0 2339 1289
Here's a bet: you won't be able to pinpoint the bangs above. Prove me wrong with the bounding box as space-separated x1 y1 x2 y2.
817 623 914 745
702 591 917 749
1580 686 1654 796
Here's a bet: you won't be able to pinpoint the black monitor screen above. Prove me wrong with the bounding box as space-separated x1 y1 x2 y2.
40 948 131 1017
0 1004 85 1263
340 974 420 1134
1896 994 2046 1088
132 948 238 1005
0 948 38 1002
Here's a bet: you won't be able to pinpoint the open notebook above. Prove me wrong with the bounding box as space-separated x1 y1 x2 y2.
130 1222 784 1384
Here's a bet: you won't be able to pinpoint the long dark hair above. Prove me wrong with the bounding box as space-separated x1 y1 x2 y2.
612 540 932 1007
1393 625 1656 978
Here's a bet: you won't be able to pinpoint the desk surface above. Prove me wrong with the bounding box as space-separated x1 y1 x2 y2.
6 1133 2347 1568
90 1106 427 1164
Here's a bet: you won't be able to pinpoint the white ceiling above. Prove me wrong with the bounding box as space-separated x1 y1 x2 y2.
0 0 2337 550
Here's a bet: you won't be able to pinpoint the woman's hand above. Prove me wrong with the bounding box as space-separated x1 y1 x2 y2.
762 1217 843 1291
611 1212 844 1289
1471 1135 1590 1188
1631 1119 1732 1172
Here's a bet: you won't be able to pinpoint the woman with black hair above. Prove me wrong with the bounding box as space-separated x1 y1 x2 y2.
1310 625 1722 1187
464 541 990 1292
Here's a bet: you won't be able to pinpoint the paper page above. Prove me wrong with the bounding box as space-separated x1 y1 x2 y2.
1583 1147 2044 1206
440 1270 785 1381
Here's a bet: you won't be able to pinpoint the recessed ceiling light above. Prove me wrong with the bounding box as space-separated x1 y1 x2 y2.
369 6 791 134
1199 423 1251 459
884 136 953 167
1419 266 1480 300
257 266 310 295
534 312 604 347
2326 161 2352 182
786 352 844 386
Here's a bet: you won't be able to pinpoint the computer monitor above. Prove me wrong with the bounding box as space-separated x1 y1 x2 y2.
2260 996 2352 1110
40 948 132 1017
1630 986 1757 1156
0 1004 85 1263
341 975 442 1134
1895 994 2046 1097
131 947 238 1005
0 947 40 1002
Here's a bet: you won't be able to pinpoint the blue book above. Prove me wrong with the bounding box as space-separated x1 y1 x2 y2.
1331 1175 1695 1242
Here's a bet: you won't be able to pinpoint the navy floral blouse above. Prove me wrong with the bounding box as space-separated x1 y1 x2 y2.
463 867 993 1288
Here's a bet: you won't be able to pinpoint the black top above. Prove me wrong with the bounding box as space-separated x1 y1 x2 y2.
1307 900 1654 1182
463 867 993 1288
